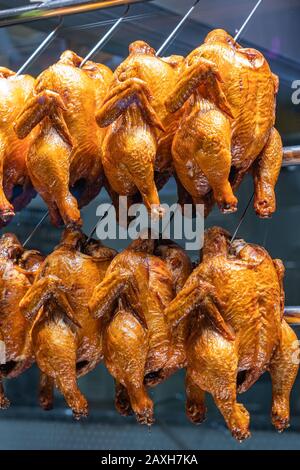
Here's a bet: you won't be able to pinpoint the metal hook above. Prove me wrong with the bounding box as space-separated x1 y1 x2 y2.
16 16 64 76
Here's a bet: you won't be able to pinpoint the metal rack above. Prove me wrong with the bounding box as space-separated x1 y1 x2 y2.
1 0 300 323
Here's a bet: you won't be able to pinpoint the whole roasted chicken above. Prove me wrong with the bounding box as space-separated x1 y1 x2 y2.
0 68 37 225
14 51 113 227
89 237 192 424
166 29 282 217
0 233 43 408
165 227 299 441
19 228 116 418
96 41 184 216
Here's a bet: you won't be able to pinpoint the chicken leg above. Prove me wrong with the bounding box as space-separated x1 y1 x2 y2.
269 321 299 432
252 127 283 218
104 308 154 425
39 373 54 411
33 317 88 420
185 370 206 424
187 325 251 441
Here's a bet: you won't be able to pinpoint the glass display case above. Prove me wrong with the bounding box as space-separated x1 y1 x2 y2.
0 0 299 451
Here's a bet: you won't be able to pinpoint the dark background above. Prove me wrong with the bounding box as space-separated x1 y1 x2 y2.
0 0 300 450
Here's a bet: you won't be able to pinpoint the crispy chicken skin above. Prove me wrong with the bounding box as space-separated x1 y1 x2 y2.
19 228 116 419
0 233 43 408
165 227 299 441
14 51 113 227
166 29 282 217
0 68 37 225
96 41 184 217
89 238 192 425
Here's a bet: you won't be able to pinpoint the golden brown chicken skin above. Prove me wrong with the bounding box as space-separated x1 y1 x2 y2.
165 227 299 441
14 51 113 227
0 68 37 225
166 29 282 217
89 238 192 425
0 233 43 408
19 228 116 418
96 41 184 217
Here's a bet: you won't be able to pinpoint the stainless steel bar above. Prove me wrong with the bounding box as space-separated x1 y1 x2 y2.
155 0 200 57
282 145 300 166
0 0 150 27
284 306 300 325
16 16 63 76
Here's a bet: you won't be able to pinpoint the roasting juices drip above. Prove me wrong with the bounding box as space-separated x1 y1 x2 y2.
0 233 43 407
18 227 116 418
0 68 38 226
14 51 113 227
166 29 282 217
165 227 299 441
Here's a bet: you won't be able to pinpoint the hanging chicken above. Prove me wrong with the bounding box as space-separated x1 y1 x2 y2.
19 228 116 418
89 237 192 424
166 29 282 217
14 51 113 227
96 41 184 217
0 233 43 408
0 68 38 225
165 227 299 441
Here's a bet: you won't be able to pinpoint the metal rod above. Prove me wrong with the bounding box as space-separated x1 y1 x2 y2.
0 0 150 27
230 192 254 245
234 0 263 41
79 4 129 67
284 306 300 325
282 145 300 166
16 17 63 76
155 0 200 57
23 211 49 247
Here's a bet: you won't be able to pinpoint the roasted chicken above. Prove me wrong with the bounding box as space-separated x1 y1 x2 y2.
19 228 116 418
14 51 113 227
166 29 282 217
89 237 192 424
0 233 43 407
165 227 299 441
96 41 184 217
0 68 37 225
